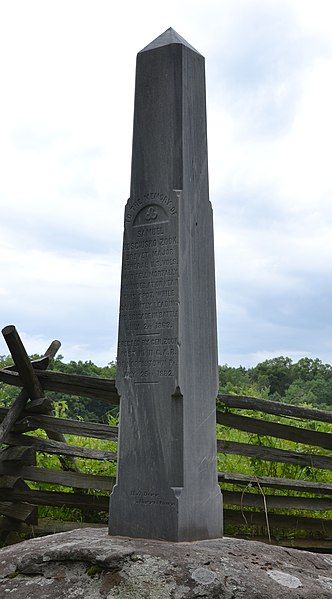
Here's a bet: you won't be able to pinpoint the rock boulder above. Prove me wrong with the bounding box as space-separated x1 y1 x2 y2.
0 528 331 598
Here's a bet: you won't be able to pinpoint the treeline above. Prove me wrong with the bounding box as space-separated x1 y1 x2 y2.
219 356 332 411
0 354 331 423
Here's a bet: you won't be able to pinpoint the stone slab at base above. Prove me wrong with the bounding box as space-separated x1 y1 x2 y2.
0 528 331 598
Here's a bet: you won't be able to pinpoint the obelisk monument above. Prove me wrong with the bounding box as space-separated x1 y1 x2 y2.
109 28 223 541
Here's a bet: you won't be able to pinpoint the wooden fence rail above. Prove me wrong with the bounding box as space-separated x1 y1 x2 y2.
218 471 332 495
0 325 331 548
217 439 332 470
4 432 117 461
0 368 119 404
217 411 332 450
218 393 332 424
0 408 117 440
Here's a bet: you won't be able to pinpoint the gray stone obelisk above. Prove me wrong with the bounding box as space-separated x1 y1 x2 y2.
109 28 223 541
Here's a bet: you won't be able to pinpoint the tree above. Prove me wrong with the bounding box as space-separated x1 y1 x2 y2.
249 356 294 396
293 357 332 382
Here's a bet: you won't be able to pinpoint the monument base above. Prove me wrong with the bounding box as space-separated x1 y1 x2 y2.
109 484 223 542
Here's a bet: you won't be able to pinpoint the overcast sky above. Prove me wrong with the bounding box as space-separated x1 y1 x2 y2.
0 0 331 367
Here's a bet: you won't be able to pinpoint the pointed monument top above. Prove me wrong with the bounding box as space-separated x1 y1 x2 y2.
139 27 201 55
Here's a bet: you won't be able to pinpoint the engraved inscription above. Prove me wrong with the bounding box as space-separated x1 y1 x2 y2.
130 489 176 509
125 192 177 223
118 192 179 383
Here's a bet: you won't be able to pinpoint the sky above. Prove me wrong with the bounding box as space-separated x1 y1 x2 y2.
0 0 331 367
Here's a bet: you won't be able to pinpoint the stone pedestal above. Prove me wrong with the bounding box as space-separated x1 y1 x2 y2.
109 28 223 541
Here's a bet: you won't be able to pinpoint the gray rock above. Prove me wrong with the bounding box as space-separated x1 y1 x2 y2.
0 528 331 598
109 25 222 542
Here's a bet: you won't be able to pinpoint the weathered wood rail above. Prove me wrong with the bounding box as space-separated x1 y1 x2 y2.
0 368 119 404
0 326 331 548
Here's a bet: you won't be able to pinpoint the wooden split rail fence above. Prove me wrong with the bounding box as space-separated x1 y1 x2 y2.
217 395 332 548
0 325 331 549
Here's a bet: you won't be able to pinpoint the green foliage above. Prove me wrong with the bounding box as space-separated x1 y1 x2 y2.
0 354 118 422
53 400 69 419
219 365 269 399
0 355 20 408
293 357 332 382
249 356 294 396
219 356 332 411
46 356 118 423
